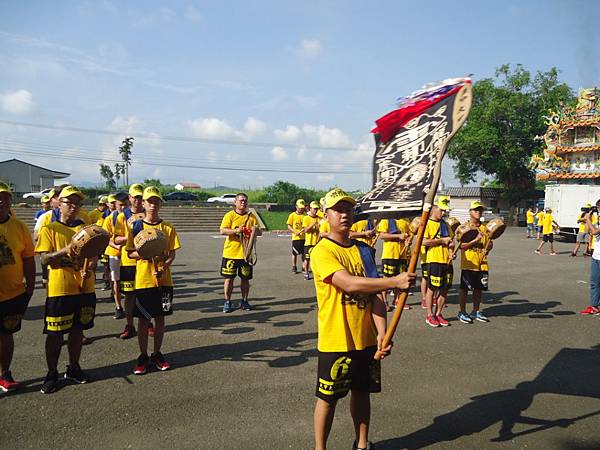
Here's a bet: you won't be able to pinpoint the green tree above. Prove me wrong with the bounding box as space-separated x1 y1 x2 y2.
118 137 134 185
143 178 163 187
114 163 125 188
448 64 575 205
258 180 327 204
99 164 116 190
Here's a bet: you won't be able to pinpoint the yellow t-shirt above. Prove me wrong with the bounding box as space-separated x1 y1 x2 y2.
578 213 587 233
423 219 453 264
125 220 181 289
351 219 377 247
0 216 35 301
542 213 554 235
319 219 330 235
460 223 489 271
287 212 306 240
102 212 121 257
377 218 410 259
591 215 598 249
35 220 95 296
316 210 324 219
535 211 544 225
88 208 106 226
526 210 534 224
303 215 320 246
311 238 377 352
220 210 259 259
116 209 146 266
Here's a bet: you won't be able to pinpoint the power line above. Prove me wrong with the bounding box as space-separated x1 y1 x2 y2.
0 119 374 152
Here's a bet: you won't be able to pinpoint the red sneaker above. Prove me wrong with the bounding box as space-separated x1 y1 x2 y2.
580 306 600 315
425 315 440 327
147 322 155 337
420 300 427 309
119 325 136 340
82 335 90 345
150 352 170 371
133 354 149 375
436 315 450 327
0 371 22 392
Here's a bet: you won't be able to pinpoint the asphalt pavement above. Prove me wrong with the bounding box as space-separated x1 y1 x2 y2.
1 228 599 449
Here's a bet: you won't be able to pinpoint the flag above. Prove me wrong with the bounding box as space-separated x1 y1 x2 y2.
356 77 472 219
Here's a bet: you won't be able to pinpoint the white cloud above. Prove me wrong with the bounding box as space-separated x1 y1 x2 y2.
273 125 302 142
242 117 267 138
108 115 143 133
296 145 307 160
0 89 34 114
302 124 351 148
299 39 322 58
185 6 203 22
271 146 288 161
187 117 236 139
317 174 334 182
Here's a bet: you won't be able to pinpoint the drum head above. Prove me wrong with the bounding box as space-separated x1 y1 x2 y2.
134 228 167 259
71 225 110 258
487 219 506 240
456 224 479 243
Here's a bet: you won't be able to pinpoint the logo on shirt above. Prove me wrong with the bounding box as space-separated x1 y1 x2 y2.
0 235 15 268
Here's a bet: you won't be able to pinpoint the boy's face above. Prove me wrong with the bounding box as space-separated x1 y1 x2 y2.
59 194 82 221
0 192 12 217
130 195 143 210
326 201 354 233
116 200 126 213
430 206 442 220
143 197 162 213
470 208 483 220
310 207 318 216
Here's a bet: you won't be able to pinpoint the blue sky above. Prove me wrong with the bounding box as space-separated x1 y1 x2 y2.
0 0 598 191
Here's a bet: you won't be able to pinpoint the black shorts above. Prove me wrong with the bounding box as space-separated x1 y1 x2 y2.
44 293 96 335
220 258 253 279
421 262 429 279
382 259 406 277
292 240 305 256
460 270 489 291
120 265 136 293
0 293 30 334
304 245 315 260
316 346 381 403
543 234 554 243
427 262 452 292
135 286 174 318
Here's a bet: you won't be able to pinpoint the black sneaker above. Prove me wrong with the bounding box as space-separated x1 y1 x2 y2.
113 307 125 319
292 266 297 273
40 370 59 394
352 441 375 450
64 363 90 384
150 352 171 371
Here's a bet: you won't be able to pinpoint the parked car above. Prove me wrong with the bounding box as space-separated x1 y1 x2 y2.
22 188 53 199
207 193 237 204
163 191 199 201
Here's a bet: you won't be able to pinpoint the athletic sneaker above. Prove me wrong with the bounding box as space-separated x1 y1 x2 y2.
64 363 90 384
403 304 412 310
147 322 155 337
471 311 490 322
40 370 59 394
0 371 22 392
534 250 542 255
292 266 297 273
436 315 449 326
303 273 310 280
82 334 90 345
550 252 557 256
457 311 473 324
352 440 374 450
133 354 149 375
580 306 600 315
420 300 427 309
102 281 110 291
119 325 136 339
240 300 252 311
223 300 235 313
425 315 440 327
113 307 125 319
150 352 170 371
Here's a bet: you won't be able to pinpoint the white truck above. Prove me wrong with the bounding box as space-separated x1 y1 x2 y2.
544 184 600 238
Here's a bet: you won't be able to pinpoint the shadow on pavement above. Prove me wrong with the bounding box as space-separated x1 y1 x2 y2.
376 344 600 449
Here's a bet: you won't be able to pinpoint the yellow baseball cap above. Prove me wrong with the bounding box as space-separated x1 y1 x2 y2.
585 203 592 208
129 183 144 197
143 186 163 201
295 199 305 208
310 201 320 209
319 197 325 206
41 195 50 203
107 194 117 203
470 200 484 210
0 182 12 196
436 195 450 211
324 188 356 209
59 185 85 200
99 195 109 204
48 188 57 198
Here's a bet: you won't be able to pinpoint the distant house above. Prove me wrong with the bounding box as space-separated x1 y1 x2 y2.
175 182 201 191
0 159 70 193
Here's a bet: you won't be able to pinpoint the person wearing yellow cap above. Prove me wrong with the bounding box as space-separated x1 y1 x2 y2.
311 188 415 450
113 184 145 339
35 195 52 221
126 186 181 374
422 199 454 327
535 208 559 255
287 199 307 273
534 207 544 240
88 196 109 226
457 201 491 324
572 204 592 257
301 201 321 280
219 193 261 313
102 192 128 320
33 183 70 242
526 206 535 239
582 200 600 315
0 182 35 392
317 197 325 219
35 185 96 393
